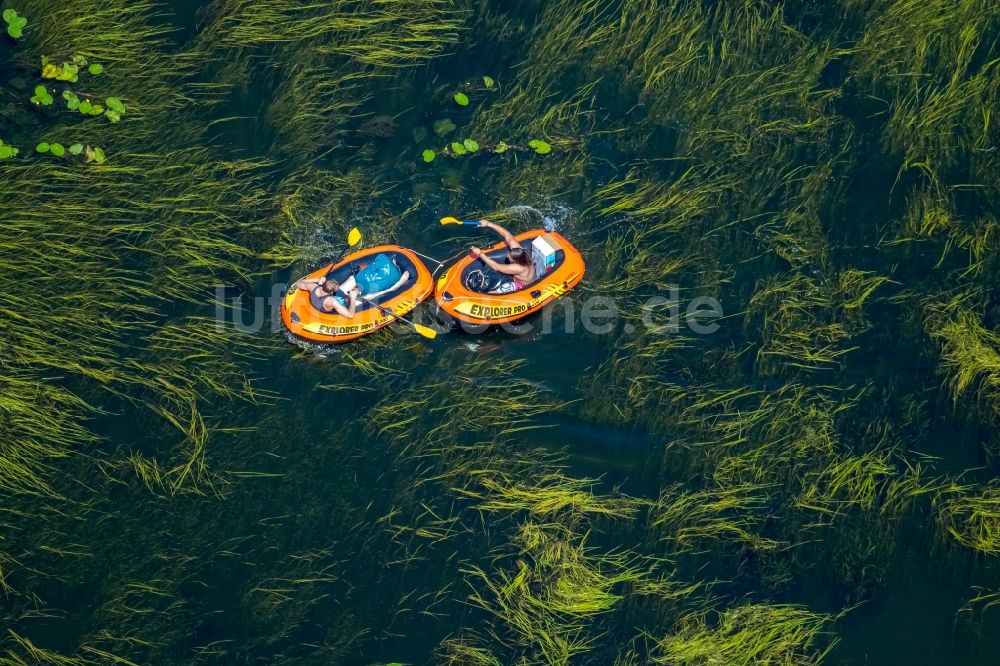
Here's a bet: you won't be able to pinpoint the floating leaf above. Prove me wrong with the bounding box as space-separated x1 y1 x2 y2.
105 97 124 112
63 90 80 110
85 146 106 164
31 85 53 106
463 138 480 152
89 104 104 116
72 54 88 66
69 143 83 155
105 110 121 123
43 61 78 82
78 99 92 114
432 118 455 137
4 9 26 38
450 141 466 155
421 149 436 163
0 140 18 159
49 143 65 157
483 75 495 89
453 92 469 106
528 139 552 155
88 63 103 75
494 141 508 154
35 142 50 153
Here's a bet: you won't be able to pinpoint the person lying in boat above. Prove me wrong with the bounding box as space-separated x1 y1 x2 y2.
294 254 410 317
293 274 360 317
470 219 536 294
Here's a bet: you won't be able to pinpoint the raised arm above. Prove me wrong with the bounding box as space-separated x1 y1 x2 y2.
295 276 324 291
479 220 522 249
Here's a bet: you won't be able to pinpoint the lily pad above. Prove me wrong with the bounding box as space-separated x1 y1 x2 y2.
50 142 65 157
494 141 508 154
35 142 50 153
0 144 16 159
69 143 83 155
450 142 467 155
85 145 106 164
78 99 92 114
105 97 124 112
4 9 26 38
432 118 455 137
463 138 480 152
31 85 53 106
483 75 495 90
421 149 435 163
88 63 103 75
528 139 552 155
57 63 79 82
63 91 80 110
453 92 469 106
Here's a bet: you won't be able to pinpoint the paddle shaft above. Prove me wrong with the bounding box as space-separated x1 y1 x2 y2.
356 293 435 338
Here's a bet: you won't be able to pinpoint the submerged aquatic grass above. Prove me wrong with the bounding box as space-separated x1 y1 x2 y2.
937 481 1000 555
652 603 837 666
2 0 1000 662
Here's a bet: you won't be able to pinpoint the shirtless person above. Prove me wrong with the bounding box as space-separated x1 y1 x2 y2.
294 255 410 317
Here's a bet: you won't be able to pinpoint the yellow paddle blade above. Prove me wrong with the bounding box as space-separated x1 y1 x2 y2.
347 227 362 246
439 216 461 225
414 324 438 340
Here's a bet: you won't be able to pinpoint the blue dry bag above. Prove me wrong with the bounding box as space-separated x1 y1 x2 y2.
355 253 401 294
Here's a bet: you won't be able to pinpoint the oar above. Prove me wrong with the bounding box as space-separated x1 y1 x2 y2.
440 216 480 226
356 294 437 340
320 227 363 270
435 217 487 271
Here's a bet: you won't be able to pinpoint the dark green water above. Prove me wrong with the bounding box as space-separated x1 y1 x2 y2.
3 0 1000 664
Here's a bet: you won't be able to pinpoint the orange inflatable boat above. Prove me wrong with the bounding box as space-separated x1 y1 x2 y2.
433 229 585 327
281 245 433 343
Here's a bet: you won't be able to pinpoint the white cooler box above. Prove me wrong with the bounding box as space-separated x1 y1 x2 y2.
531 234 559 276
